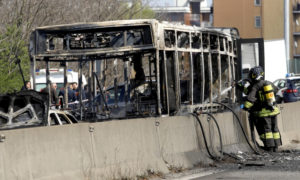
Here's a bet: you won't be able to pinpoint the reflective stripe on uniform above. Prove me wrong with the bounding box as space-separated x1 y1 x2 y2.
260 132 274 139
244 101 253 109
259 91 265 102
265 132 273 139
243 87 248 94
255 106 280 117
273 132 281 139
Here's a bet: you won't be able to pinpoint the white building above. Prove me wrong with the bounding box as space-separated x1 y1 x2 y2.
150 0 213 27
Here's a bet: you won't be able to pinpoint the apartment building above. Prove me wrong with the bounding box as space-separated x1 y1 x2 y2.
213 0 287 80
213 0 284 39
292 1 300 62
151 0 212 26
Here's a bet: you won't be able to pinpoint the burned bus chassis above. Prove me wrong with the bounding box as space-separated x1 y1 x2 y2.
29 19 240 120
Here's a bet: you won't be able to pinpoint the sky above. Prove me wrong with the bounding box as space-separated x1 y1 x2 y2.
148 0 213 7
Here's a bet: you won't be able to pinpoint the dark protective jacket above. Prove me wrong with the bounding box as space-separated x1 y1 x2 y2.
58 87 76 102
244 80 280 117
75 88 86 100
236 79 252 96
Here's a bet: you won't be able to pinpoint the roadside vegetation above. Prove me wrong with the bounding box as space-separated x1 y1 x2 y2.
0 0 154 93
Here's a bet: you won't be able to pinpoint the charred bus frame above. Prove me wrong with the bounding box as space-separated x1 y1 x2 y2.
29 19 240 120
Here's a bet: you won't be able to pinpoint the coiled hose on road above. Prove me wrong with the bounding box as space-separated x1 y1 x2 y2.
212 101 260 155
191 112 223 161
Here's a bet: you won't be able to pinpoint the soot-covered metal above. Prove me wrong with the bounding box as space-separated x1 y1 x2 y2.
29 20 240 121
0 90 48 129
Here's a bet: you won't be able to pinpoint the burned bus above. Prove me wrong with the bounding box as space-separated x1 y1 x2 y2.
29 19 240 120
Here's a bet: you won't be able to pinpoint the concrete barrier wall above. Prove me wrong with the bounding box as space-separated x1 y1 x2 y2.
277 102 300 146
0 111 249 180
0 124 94 180
91 119 168 179
5 103 300 180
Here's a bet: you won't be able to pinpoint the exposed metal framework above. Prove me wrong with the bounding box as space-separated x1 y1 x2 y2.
29 19 240 119
0 90 48 130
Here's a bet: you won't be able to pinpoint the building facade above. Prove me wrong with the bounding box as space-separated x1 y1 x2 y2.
213 0 287 80
151 0 212 26
213 0 284 40
292 0 300 62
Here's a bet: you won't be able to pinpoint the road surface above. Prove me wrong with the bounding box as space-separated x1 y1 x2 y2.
152 145 300 180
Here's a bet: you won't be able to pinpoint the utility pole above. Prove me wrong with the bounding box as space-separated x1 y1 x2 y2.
285 0 290 73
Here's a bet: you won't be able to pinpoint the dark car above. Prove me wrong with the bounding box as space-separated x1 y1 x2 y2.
282 77 300 103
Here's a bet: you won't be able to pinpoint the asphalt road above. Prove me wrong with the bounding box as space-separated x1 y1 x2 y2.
154 147 300 180
193 170 300 180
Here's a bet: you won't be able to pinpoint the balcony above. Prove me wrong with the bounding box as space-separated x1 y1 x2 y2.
293 32 300 36
294 3 300 12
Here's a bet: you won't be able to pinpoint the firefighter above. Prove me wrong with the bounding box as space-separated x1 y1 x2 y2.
242 66 281 152
236 79 260 145
236 78 266 149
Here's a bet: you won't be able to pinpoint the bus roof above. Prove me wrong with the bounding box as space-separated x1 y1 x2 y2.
33 19 158 31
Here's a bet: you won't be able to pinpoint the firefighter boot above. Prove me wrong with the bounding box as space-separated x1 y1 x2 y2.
262 147 273 152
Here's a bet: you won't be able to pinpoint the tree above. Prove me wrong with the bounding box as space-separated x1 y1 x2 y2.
0 24 30 93
121 0 155 20
0 0 155 93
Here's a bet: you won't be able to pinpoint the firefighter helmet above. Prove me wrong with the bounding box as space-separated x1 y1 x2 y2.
249 66 264 81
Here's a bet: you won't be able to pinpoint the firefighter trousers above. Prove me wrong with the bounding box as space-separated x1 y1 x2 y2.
249 113 262 147
256 115 282 148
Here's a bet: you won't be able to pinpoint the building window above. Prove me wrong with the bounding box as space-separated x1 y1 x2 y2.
254 0 261 6
255 16 261 28
190 2 200 14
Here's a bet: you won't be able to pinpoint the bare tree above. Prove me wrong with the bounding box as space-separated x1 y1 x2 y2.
0 0 155 79
0 0 154 37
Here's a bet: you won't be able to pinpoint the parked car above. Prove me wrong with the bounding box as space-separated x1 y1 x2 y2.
283 77 300 103
48 110 78 126
273 78 287 103
273 75 300 103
